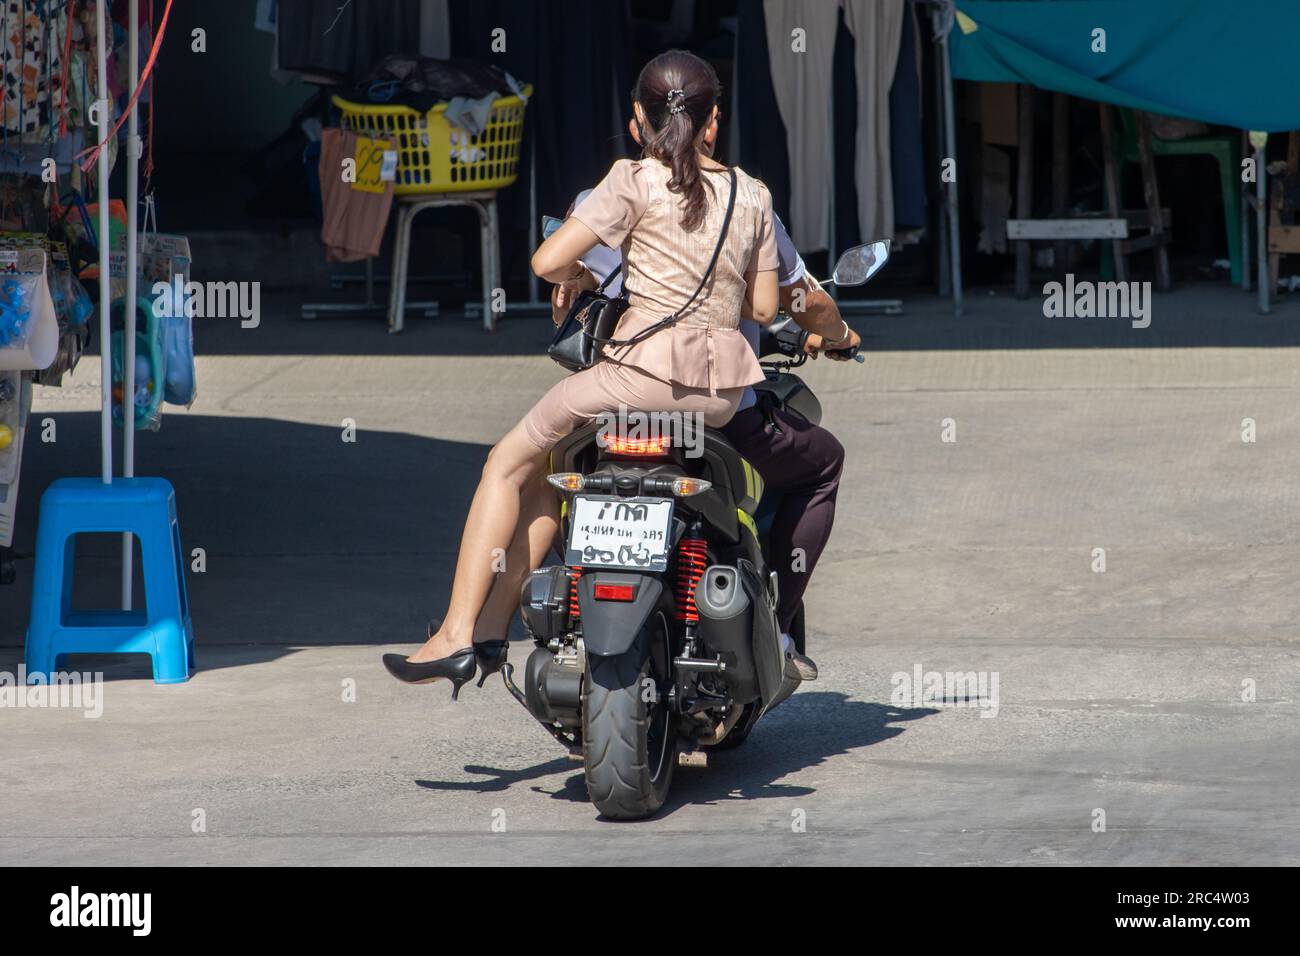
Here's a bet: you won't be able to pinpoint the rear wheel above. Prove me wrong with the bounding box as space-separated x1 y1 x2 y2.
582 609 677 819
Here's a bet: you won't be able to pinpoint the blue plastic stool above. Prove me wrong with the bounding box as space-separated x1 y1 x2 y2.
25 477 194 684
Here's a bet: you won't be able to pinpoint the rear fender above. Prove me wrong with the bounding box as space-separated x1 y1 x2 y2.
578 573 665 657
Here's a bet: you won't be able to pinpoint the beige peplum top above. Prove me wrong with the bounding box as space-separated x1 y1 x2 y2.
571 158 779 391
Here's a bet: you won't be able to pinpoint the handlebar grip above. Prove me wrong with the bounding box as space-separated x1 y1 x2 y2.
826 344 862 361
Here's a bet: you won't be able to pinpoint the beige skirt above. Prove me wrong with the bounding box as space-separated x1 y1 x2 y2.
522 359 745 450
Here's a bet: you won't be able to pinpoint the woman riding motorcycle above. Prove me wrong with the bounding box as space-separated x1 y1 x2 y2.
552 89 860 681
383 50 782 696
558 209 857 681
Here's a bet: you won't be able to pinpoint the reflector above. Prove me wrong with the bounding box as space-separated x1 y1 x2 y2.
593 583 636 601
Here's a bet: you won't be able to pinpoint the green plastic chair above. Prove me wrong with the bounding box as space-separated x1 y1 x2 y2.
1118 108 1243 284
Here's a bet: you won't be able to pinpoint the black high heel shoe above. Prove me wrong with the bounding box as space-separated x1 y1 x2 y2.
472 640 509 687
382 620 478 700
382 647 477 699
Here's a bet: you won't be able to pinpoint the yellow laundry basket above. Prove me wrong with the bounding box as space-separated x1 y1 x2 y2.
332 86 531 195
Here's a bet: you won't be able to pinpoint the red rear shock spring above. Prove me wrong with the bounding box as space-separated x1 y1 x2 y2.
568 566 582 619
675 538 708 623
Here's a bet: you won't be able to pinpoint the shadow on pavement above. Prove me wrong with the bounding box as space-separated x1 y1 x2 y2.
661 695 935 817
412 694 937 818
0 411 491 651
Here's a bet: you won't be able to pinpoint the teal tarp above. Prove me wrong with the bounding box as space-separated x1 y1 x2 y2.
950 1 1300 132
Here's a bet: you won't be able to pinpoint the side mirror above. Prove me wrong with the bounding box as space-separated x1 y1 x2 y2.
832 240 891 287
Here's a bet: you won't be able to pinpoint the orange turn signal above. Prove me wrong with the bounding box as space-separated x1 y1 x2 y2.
546 473 586 492
670 478 712 497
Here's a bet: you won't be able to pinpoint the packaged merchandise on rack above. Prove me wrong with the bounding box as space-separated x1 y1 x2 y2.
110 295 163 432
0 368 31 552
38 242 91 386
104 226 198 430
0 247 54 553
0 0 147 581
140 229 195 407
0 244 58 371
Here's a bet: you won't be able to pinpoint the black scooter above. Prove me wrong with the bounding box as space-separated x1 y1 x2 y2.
503 241 890 819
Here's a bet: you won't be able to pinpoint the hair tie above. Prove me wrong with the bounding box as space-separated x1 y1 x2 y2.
666 88 687 114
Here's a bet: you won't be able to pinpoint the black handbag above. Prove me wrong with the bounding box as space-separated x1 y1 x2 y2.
548 167 738 373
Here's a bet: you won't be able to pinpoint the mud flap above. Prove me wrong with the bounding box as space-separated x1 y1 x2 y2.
577 573 665 657
736 559 784 712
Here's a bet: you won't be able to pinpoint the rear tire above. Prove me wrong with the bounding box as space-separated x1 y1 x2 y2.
582 609 677 819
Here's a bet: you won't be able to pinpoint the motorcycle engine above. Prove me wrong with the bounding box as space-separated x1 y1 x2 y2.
519 566 570 644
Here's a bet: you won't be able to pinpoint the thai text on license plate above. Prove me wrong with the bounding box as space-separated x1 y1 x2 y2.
565 495 674 571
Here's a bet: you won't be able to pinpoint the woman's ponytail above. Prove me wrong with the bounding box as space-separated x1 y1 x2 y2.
633 51 721 232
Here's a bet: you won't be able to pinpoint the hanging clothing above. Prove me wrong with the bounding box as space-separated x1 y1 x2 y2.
889 0 926 232
276 0 421 83
317 128 394 262
1 0 71 138
448 0 629 291
763 0 907 248
735 0 791 226
418 0 450 59
762 0 838 252
843 0 904 243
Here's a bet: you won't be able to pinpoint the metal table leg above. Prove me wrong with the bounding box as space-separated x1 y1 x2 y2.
389 200 415 333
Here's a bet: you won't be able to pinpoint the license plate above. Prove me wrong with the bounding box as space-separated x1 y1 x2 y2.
565 495 674 571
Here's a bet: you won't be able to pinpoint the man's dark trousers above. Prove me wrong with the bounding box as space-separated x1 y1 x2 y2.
721 400 845 635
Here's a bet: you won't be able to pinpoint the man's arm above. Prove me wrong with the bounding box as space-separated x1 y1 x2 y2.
769 210 861 358
779 276 861 357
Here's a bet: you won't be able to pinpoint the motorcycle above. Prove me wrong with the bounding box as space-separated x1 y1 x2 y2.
502 240 891 819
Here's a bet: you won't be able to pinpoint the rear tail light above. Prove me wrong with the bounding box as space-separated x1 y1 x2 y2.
604 435 671 456
593 583 636 601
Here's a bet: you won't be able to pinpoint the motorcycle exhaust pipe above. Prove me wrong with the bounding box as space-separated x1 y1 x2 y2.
696 561 786 709
700 704 745 746
694 564 760 704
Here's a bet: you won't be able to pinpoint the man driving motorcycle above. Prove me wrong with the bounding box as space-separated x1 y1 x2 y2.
552 119 860 681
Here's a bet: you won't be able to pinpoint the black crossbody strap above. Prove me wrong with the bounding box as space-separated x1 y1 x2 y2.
595 262 622 293
597 167 737 348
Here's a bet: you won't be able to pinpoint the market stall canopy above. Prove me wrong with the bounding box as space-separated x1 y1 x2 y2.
949 0 1300 132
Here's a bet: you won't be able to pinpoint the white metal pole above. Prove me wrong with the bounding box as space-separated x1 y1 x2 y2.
121 0 140 608
95 0 112 486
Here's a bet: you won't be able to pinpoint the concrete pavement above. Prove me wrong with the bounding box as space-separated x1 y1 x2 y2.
1 283 1297 865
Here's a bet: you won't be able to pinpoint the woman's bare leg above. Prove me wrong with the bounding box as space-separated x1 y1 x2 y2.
472 468 560 643
408 422 548 662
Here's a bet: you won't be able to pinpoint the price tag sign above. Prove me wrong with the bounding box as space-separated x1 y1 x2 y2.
351 138 394 194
